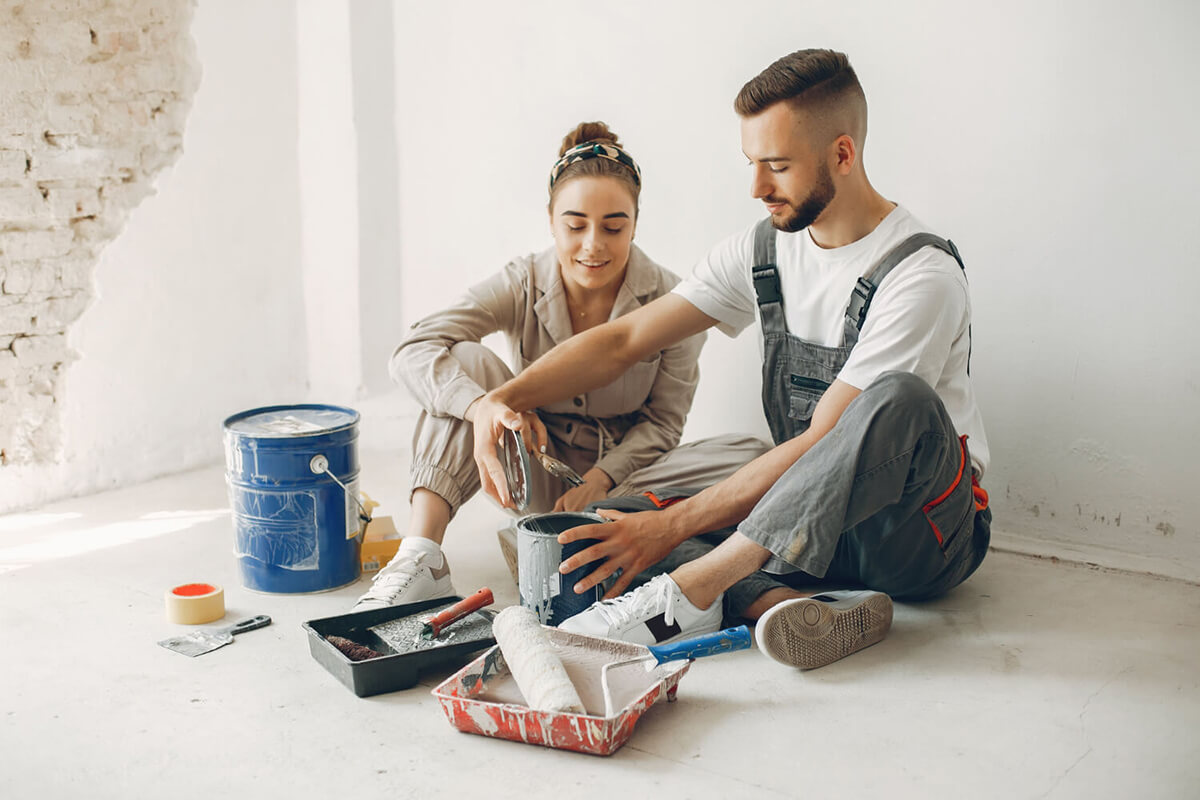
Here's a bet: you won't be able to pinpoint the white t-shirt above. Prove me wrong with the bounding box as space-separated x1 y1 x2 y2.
674 205 989 476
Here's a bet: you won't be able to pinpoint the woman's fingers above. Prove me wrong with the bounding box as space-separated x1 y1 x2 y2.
517 414 538 455
472 395 525 508
529 415 550 453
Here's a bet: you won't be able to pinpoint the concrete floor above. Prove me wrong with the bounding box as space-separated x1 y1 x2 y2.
2 442 1198 799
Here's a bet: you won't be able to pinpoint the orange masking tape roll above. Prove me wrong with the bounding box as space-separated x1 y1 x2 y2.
165 583 225 624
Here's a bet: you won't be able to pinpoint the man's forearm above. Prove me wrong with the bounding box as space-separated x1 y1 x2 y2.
491 323 637 412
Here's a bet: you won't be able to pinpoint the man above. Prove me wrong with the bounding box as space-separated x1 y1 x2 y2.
472 49 991 670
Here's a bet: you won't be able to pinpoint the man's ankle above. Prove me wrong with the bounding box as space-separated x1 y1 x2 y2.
743 587 808 620
669 570 721 611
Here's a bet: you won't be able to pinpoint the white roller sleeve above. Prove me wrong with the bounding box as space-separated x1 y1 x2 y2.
492 606 585 714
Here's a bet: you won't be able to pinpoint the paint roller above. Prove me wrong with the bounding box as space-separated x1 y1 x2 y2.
491 606 585 714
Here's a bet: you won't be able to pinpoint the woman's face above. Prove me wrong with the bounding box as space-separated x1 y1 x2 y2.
549 175 637 295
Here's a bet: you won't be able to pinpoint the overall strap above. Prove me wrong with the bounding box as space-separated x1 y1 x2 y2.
845 233 964 332
750 218 787 334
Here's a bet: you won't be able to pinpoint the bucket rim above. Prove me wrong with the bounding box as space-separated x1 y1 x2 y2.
515 511 606 534
222 403 360 438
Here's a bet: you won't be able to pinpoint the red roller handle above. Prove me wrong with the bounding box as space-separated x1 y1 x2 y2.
422 587 494 639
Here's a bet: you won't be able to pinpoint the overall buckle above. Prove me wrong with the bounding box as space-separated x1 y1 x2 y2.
752 265 782 305
846 277 875 329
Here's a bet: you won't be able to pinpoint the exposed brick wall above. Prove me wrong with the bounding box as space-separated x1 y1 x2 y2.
0 0 198 466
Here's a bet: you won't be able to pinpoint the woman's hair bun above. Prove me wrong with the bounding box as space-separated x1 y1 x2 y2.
559 121 621 156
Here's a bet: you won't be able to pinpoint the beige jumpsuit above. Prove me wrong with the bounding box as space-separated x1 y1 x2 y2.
390 244 768 523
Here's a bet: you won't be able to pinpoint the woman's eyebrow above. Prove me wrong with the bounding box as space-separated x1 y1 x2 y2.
559 210 630 220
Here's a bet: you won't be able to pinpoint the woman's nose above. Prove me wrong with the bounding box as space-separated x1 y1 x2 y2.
581 228 601 253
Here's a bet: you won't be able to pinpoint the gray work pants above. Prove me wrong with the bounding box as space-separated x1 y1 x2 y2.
633 371 991 616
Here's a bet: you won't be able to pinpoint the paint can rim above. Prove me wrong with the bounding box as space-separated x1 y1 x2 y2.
222 403 360 438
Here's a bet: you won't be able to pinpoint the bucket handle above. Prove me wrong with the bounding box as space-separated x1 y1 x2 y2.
309 454 372 536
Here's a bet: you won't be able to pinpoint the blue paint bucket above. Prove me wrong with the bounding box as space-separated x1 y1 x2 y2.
516 512 605 626
223 404 365 594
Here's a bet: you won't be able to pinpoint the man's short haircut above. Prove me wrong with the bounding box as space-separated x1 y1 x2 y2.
734 49 867 145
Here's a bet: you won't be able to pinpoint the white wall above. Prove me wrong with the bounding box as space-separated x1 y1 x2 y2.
3 1 310 509
383 0 1200 578
7 0 1196 581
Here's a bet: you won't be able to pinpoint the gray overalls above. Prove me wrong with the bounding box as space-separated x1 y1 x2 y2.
621 219 991 614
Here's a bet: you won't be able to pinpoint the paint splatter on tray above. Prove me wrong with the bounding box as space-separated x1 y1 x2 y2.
368 601 493 656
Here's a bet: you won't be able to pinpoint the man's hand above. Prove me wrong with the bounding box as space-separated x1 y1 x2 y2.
556 509 680 599
469 393 547 509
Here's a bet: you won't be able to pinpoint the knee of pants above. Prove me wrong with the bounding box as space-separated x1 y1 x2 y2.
449 341 515 389
856 371 945 427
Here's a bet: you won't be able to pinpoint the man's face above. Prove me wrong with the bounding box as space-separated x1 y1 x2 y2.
740 102 836 233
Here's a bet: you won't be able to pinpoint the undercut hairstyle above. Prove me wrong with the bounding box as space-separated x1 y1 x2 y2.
734 49 867 147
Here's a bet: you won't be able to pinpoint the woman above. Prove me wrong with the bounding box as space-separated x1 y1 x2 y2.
353 122 766 611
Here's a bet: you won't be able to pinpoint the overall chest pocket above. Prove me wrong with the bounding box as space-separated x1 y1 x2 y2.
787 374 829 424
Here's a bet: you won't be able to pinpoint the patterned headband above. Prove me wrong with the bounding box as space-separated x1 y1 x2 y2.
548 141 642 190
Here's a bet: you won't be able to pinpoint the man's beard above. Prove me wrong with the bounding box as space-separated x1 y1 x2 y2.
769 162 836 233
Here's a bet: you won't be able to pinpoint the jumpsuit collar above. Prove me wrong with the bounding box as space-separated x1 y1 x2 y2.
530 243 659 347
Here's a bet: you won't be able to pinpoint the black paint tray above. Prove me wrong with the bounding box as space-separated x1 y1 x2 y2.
303 596 496 697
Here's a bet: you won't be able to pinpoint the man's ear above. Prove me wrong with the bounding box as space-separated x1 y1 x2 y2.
833 133 857 175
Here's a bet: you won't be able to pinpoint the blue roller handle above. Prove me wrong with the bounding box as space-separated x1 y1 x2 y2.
645 625 751 664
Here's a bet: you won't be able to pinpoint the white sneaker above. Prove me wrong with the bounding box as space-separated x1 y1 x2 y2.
755 590 893 669
557 574 722 645
351 538 455 612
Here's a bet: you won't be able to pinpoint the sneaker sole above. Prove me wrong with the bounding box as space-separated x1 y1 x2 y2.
757 591 893 669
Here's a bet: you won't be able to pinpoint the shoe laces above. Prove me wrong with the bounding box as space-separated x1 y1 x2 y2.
363 550 428 599
592 574 678 629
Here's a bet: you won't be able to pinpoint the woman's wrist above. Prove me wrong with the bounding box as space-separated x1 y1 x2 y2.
464 396 483 423
583 467 614 491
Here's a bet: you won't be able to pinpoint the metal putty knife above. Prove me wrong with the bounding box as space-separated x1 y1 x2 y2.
158 615 272 657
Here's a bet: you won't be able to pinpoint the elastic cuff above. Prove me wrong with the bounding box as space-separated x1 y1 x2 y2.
410 463 471 517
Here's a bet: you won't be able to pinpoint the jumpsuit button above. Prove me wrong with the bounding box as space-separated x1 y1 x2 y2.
573 397 583 407
565 423 573 434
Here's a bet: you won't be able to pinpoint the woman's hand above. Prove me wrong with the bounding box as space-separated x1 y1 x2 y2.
469 393 548 508
552 468 614 513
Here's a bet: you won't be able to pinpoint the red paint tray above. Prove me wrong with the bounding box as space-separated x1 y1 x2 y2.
431 626 692 756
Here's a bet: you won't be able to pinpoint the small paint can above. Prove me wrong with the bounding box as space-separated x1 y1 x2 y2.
516 512 605 626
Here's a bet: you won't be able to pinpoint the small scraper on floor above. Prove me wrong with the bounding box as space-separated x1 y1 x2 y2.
158 615 272 657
